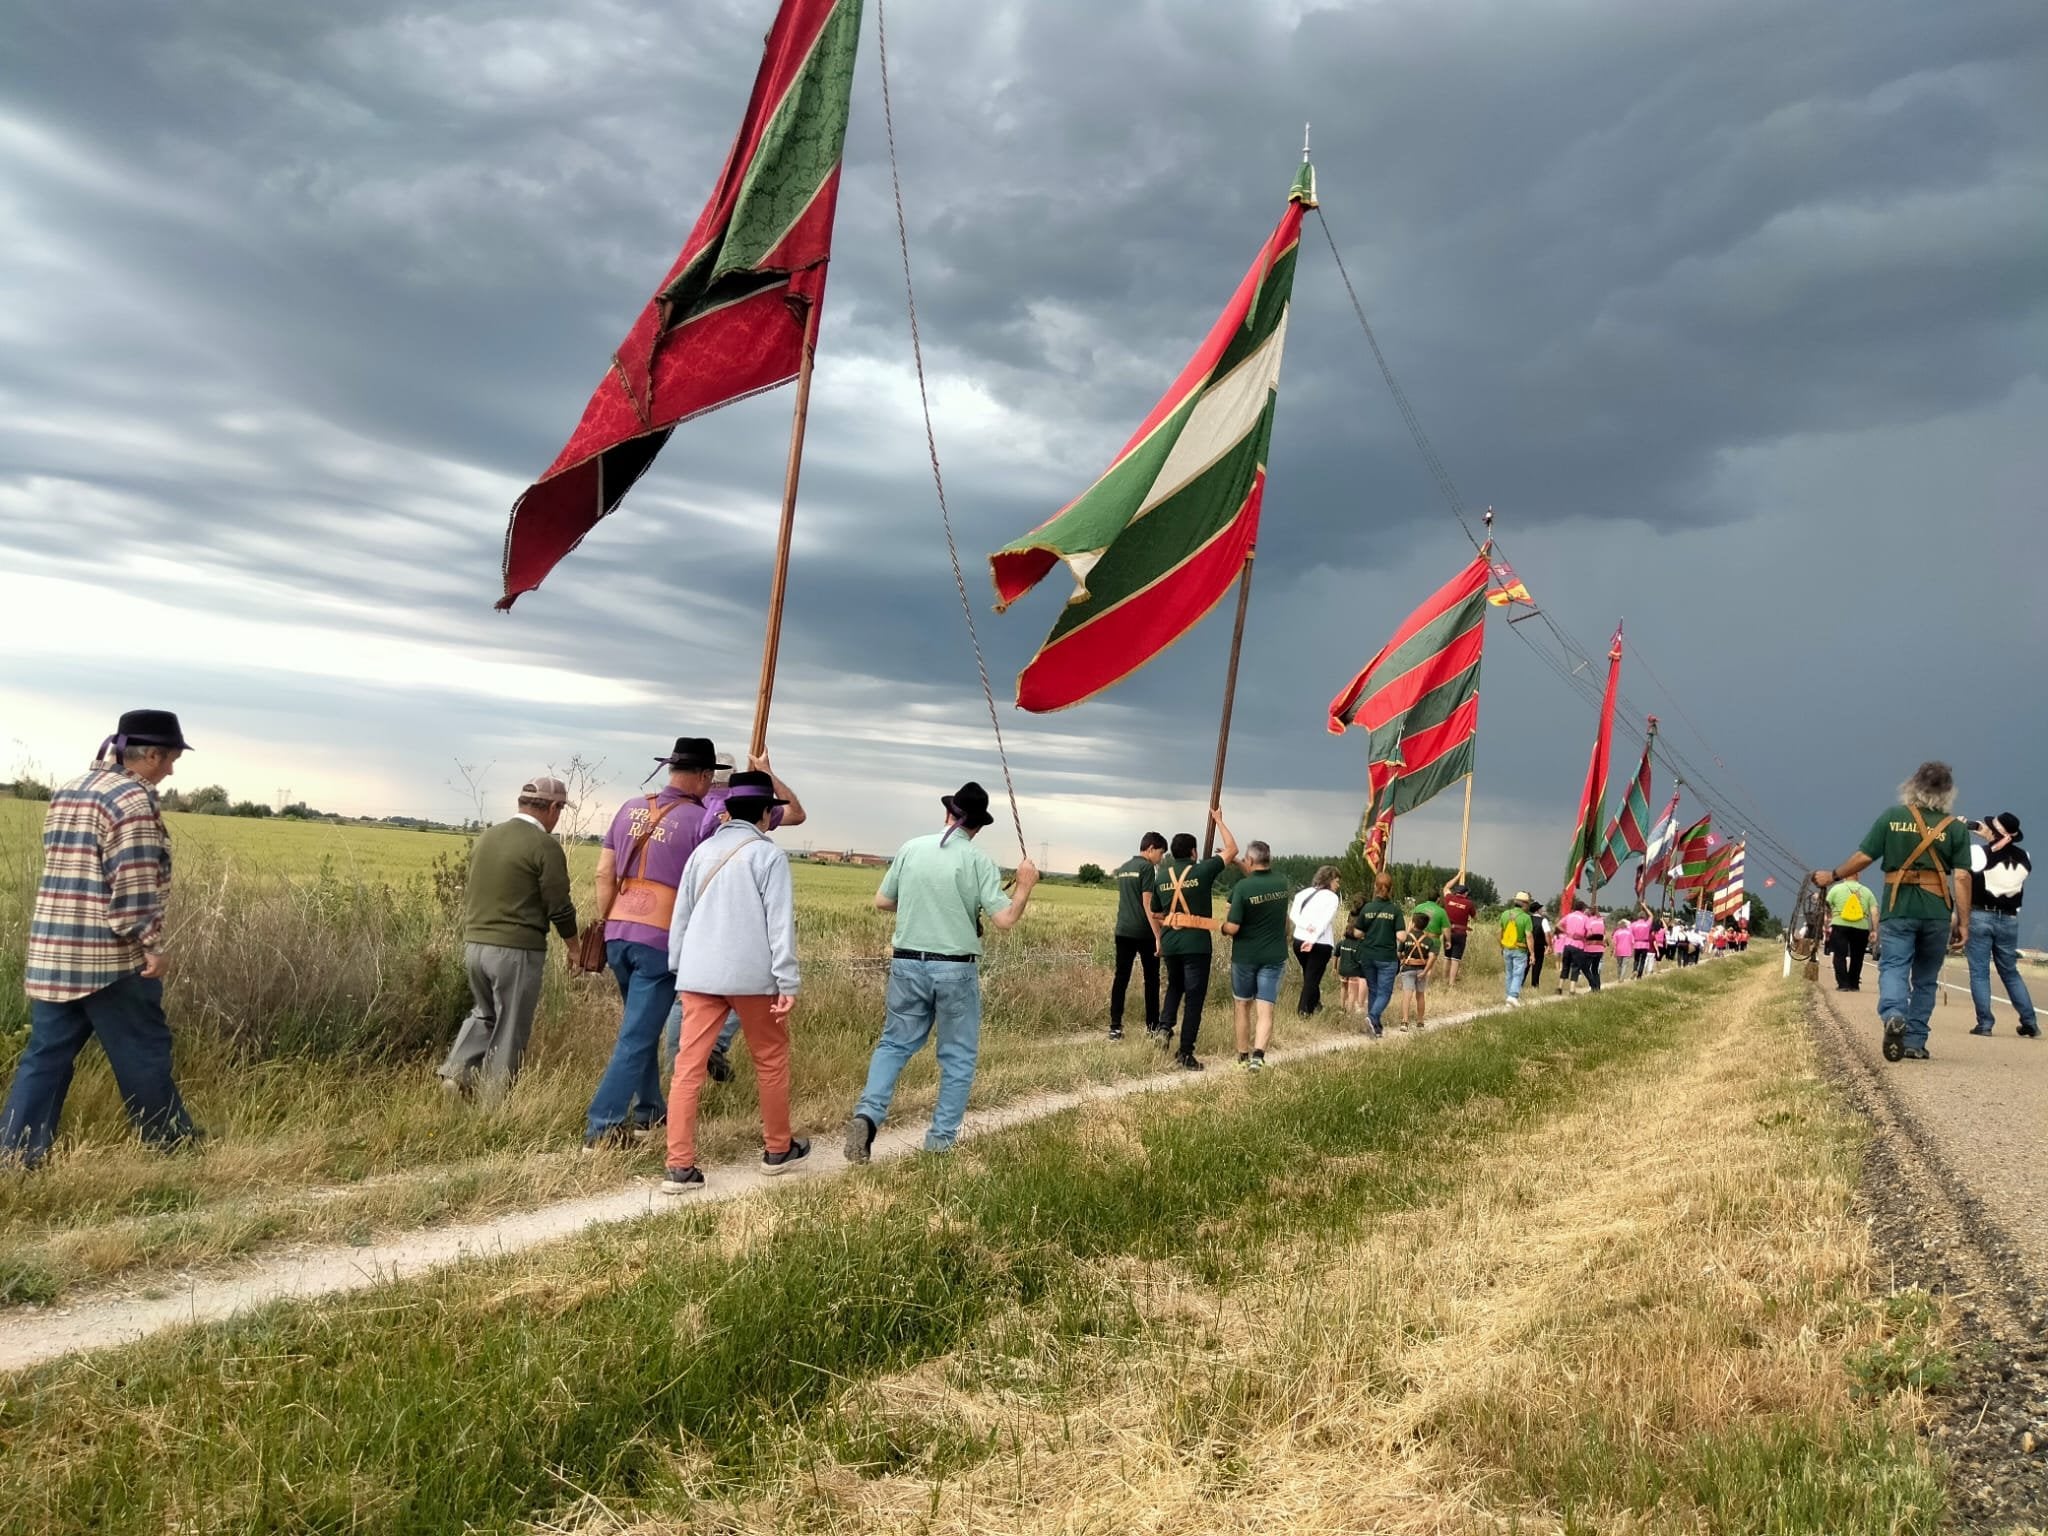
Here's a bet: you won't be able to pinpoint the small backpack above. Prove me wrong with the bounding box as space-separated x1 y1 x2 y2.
1838 888 1865 923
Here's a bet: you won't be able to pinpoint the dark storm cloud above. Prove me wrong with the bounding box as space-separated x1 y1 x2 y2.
3 0 2045 916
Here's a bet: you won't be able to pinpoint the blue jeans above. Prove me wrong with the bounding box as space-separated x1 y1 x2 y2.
1365 960 1398 1028
585 940 674 1138
1230 962 1284 1005
0 973 196 1168
1503 948 1529 1000
660 1000 742 1081
1966 911 2038 1032
855 958 982 1151
1876 916 1949 1049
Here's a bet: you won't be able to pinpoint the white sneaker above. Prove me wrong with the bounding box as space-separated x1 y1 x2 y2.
1506 996 1522 1008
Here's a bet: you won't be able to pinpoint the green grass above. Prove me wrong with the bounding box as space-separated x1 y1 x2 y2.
0 963 1829 1536
9 805 1507 1297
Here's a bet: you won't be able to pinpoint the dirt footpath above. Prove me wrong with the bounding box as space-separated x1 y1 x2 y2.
1810 978 2048 1532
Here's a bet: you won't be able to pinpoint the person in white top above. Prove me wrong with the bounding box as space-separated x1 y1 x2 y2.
1287 866 1343 1019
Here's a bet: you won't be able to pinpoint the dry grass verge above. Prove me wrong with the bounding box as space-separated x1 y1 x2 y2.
660 962 1942 1534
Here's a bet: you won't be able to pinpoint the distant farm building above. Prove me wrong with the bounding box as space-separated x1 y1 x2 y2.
805 849 890 868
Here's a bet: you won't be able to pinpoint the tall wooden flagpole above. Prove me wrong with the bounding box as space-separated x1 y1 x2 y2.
749 297 824 760
1456 772 1474 879
1203 550 1257 858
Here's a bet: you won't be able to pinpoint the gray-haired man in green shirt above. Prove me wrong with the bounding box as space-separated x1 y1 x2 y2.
439 775 579 1099
845 782 1039 1161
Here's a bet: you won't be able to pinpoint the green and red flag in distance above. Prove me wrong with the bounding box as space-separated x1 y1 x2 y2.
1669 815 1720 888
498 0 864 609
1593 717 1657 888
1561 623 1625 899
1327 548 1490 870
990 163 1317 711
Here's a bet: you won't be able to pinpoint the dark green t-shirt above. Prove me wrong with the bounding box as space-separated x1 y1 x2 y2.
1153 855 1227 957
1225 869 1291 968
1858 804 1970 922
1113 855 1158 939
1349 898 1403 962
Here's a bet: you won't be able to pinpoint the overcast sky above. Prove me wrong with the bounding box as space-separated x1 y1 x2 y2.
2 0 2043 935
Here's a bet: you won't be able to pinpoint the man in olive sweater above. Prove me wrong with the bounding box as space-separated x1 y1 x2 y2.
438 776 579 1098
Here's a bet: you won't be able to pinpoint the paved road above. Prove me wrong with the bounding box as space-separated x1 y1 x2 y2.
1814 976 2046 1284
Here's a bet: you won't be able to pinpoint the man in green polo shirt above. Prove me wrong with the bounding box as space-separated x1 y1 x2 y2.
1151 810 1239 1071
1347 873 1404 1038
1222 839 1290 1070
1811 761 1971 1063
1108 833 1166 1041
1412 894 1449 941
1825 875 1877 992
845 781 1040 1161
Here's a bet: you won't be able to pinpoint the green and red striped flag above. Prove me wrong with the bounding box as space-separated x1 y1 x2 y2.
499 0 863 608
991 163 1316 711
1593 718 1657 888
1562 623 1625 899
1669 815 1719 888
1327 549 1490 869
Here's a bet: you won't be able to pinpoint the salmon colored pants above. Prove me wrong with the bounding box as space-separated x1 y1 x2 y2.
666 991 791 1170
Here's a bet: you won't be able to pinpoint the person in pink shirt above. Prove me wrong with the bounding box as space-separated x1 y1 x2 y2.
1578 902 1608 991
1559 902 1588 993
1611 913 1635 981
1631 913 1655 977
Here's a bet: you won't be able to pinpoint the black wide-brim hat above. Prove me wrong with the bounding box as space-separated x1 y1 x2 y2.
941 781 995 830
117 709 193 751
654 736 717 771
723 769 787 811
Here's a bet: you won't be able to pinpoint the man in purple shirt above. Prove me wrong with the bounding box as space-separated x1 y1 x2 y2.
583 736 806 1148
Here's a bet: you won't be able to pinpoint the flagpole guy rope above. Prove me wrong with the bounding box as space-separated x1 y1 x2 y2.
874 0 1028 860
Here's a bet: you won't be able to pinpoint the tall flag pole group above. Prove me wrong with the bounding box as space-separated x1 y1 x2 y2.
1326 549 1490 870
989 164 1317 712
498 0 864 609
1561 623 1625 900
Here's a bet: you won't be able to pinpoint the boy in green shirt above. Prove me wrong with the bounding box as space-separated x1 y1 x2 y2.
1108 834 1166 1040
1222 838 1290 1070
1396 912 1437 1027
1150 810 1238 1071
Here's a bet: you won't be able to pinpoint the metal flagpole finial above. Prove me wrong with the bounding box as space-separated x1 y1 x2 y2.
1302 122 1312 163
1483 505 1494 530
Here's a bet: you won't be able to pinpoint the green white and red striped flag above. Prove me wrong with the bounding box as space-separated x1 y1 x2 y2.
499 0 864 609
1562 623 1625 899
991 163 1316 711
1593 717 1657 888
1327 549 1490 870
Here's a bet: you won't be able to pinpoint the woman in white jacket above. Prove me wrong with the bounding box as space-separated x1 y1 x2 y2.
1288 866 1343 1019
660 772 806 1192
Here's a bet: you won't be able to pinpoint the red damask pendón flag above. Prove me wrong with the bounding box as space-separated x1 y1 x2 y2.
497 0 864 609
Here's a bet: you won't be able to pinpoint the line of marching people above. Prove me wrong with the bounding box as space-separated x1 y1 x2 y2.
9 717 2028 1187
1102 834 1752 1057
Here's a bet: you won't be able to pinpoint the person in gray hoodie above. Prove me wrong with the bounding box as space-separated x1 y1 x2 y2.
659 772 807 1191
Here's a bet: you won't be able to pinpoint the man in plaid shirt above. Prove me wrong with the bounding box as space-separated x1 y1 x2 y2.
2 710 200 1168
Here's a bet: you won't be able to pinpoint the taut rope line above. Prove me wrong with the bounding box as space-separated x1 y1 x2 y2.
874 0 1028 859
